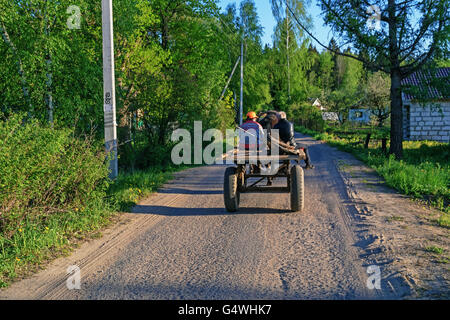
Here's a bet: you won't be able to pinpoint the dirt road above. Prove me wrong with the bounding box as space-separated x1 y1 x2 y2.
2 134 447 300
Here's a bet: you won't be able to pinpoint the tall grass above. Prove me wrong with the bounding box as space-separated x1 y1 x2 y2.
296 125 450 219
107 165 191 212
0 115 113 286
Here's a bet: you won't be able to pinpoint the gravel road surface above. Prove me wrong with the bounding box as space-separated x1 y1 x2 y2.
2 134 412 300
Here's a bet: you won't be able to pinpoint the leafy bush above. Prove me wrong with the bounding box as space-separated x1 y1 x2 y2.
118 131 174 170
290 102 327 132
0 115 110 226
0 114 112 286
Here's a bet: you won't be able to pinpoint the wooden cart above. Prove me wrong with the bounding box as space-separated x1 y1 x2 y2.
222 143 307 213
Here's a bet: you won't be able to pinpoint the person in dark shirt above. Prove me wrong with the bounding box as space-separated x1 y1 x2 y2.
273 112 314 169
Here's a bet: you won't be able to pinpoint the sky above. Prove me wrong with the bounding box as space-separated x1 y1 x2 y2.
218 0 334 50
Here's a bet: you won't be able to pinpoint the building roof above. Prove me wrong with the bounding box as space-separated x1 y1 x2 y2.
310 98 326 110
402 67 450 101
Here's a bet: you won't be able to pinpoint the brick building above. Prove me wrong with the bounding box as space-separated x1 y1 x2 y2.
402 67 450 143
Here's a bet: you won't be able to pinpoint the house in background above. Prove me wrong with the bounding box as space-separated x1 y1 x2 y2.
308 98 340 122
402 67 450 143
322 112 340 122
348 108 372 124
311 98 326 111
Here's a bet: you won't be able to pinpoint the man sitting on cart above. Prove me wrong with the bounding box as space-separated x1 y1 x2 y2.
273 112 314 170
239 111 265 151
238 111 270 175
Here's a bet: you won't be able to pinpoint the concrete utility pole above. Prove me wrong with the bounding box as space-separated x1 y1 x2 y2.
240 40 244 126
101 0 118 179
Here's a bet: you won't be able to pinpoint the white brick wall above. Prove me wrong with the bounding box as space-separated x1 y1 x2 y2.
403 101 450 143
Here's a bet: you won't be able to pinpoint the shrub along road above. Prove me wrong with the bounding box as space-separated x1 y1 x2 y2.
1 134 448 299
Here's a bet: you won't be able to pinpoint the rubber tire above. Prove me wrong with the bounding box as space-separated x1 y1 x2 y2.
290 165 304 212
224 167 240 212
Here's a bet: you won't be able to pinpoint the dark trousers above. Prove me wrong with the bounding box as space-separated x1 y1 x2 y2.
303 147 312 167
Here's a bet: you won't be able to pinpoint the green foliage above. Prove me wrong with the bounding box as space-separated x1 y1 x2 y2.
0 114 110 225
0 0 105 133
0 115 192 287
363 72 391 127
0 0 238 155
425 246 445 255
296 125 450 214
107 166 188 212
437 214 450 228
290 102 326 131
0 114 112 286
219 1 272 117
318 0 449 159
372 155 448 202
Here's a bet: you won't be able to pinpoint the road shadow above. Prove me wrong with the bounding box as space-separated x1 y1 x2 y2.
132 205 289 216
71 278 373 300
158 188 223 195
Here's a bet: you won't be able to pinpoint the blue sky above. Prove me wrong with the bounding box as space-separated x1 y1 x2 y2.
218 0 334 49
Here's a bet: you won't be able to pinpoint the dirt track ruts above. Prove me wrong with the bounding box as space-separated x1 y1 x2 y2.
3 133 439 300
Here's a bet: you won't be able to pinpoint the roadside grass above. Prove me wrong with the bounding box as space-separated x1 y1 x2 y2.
425 246 445 255
0 164 191 288
0 200 113 288
436 258 449 264
387 216 405 222
295 125 450 222
107 165 193 212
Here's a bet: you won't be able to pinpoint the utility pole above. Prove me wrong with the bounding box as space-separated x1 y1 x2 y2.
101 0 118 179
240 40 244 126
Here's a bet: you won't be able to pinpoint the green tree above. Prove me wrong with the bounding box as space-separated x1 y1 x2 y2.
324 88 359 124
364 72 391 127
219 1 271 117
0 0 105 133
287 0 449 158
317 50 334 94
271 0 310 101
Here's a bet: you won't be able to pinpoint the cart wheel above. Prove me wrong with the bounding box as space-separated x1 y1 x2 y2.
290 165 304 212
224 167 240 212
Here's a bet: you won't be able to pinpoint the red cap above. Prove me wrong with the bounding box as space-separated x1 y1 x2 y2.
246 111 257 119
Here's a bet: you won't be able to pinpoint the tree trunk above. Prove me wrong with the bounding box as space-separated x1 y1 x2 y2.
364 133 371 149
45 53 53 126
0 21 33 114
388 0 403 159
382 138 387 154
389 68 403 159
